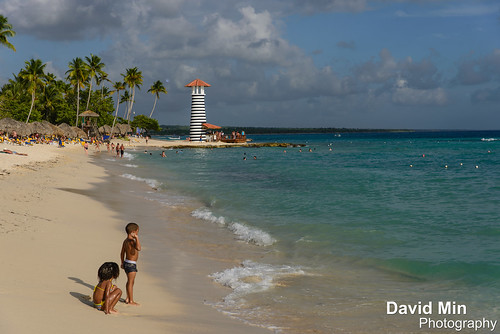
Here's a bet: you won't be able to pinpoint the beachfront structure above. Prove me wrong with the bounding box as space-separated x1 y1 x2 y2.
185 79 211 141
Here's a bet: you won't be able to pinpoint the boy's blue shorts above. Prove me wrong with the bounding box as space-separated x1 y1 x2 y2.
123 262 138 274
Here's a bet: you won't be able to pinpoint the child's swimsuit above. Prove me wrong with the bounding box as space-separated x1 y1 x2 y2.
93 280 115 310
123 259 138 274
93 285 105 310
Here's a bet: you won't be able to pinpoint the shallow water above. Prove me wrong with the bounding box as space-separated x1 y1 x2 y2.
99 131 500 333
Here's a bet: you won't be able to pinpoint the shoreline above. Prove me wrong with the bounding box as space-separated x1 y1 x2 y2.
111 136 303 149
0 141 270 333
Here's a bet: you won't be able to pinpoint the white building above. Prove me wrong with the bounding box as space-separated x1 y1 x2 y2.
185 78 211 141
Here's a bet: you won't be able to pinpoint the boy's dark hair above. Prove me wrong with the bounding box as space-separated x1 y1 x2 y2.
125 222 139 234
98 262 120 281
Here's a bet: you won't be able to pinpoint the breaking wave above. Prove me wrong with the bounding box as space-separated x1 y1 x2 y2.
191 208 276 246
121 173 161 189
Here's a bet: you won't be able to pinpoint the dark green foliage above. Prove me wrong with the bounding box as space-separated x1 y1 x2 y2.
131 114 160 132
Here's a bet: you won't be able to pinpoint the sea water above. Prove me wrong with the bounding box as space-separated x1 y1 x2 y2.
105 131 500 333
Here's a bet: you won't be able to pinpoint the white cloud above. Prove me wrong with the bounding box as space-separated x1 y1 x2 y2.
0 0 122 40
392 86 448 106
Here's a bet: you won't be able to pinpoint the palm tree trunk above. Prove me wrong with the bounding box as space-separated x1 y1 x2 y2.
125 87 132 122
26 92 35 123
86 78 93 111
110 94 120 137
128 86 136 124
75 83 80 126
149 96 158 118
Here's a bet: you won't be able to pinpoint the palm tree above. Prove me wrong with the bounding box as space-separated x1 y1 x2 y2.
40 84 59 121
40 72 59 121
110 81 125 136
20 58 46 123
66 57 87 126
97 72 111 99
122 67 143 123
0 15 16 51
147 80 167 118
84 54 105 110
2 75 23 100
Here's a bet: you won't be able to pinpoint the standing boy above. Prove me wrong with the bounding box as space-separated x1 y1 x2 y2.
120 222 141 305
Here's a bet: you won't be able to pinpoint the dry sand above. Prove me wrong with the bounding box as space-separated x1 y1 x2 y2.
0 139 270 333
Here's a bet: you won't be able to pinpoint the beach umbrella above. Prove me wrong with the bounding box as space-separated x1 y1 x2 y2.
99 124 112 134
121 123 132 134
72 126 87 138
41 120 62 136
16 122 32 137
0 117 22 135
58 123 77 138
115 123 126 135
30 121 50 135
79 110 99 118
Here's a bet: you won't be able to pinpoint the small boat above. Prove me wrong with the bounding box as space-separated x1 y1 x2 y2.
221 135 247 143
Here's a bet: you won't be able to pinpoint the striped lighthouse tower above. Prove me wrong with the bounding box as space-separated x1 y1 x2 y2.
185 78 211 142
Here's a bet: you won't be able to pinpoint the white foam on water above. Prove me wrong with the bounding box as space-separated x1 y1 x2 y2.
122 164 138 168
228 222 277 246
481 138 498 142
191 207 226 226
210 260 305 304
191 208 276 246
122 152 135 160
120 173 161 189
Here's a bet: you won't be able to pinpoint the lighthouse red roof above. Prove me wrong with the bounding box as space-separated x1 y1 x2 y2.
185 79 211 87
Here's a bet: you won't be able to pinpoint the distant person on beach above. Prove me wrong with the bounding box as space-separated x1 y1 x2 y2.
161 151 166 157
116 144 120 157
120 144 124 158
84 142 89 155
120 222 141 305
92 262 122 314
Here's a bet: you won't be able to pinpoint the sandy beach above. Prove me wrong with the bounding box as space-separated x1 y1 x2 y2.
0 139 270 334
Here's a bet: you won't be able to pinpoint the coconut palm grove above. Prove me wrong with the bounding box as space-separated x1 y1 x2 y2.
0 15 166 133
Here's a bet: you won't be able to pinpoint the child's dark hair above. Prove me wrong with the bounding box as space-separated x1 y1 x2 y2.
98 262 120 281
125 222 139 234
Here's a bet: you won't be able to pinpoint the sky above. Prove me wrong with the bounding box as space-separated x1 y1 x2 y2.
0 0 499 130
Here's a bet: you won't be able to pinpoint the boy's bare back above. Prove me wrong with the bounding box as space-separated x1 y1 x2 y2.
121 231 140 262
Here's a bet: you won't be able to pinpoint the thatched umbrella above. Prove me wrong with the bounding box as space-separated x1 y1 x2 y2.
79 110 99 118
17 123 33 137
116 123 132 135
58 123 77 138
123 124 132 134
30 121 50 135
0 117 23 135
72 126 87 138
115 123 125 135
0 118 33 137
99 124 112 134
41 120 62 136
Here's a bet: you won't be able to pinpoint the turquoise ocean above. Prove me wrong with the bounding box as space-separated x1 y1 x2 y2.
104 131 500 333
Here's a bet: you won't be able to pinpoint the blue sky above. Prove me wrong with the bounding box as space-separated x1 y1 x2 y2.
0 0 499 129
